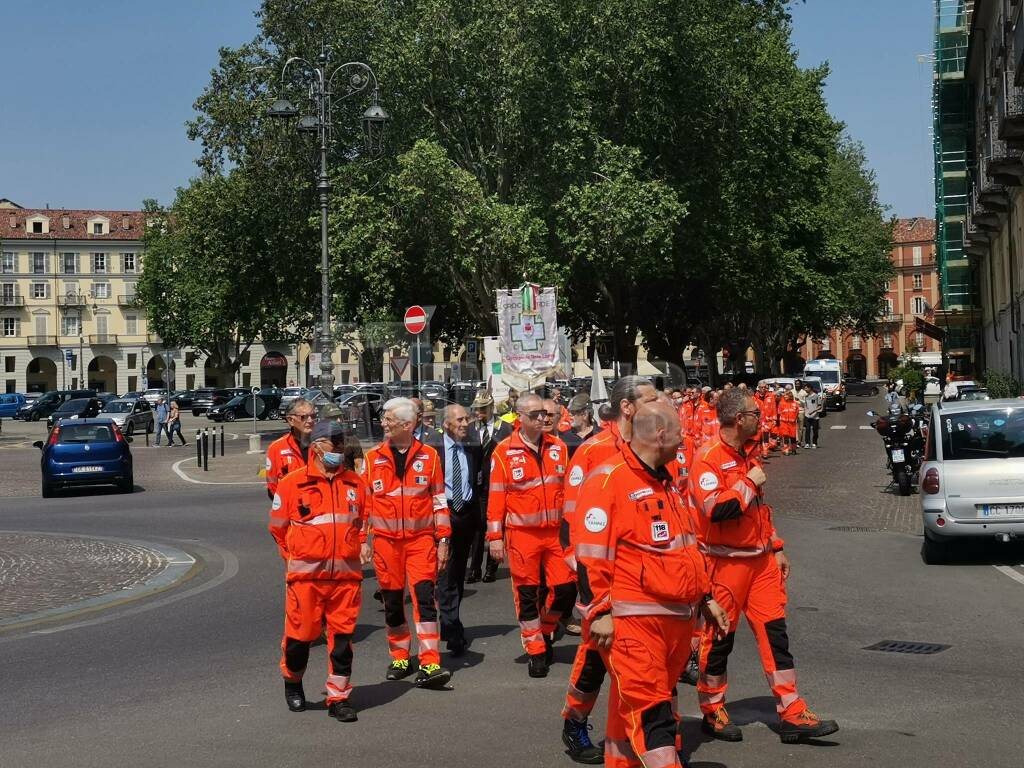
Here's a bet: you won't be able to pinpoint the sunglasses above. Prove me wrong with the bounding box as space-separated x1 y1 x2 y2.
290 413 316 421
522 410 548 420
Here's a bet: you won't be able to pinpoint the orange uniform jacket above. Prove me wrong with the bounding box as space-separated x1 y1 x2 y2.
268 462 368 581
557 405 572 433
777 399 800 438
760 392 778 430
487 431 567 540
689 439 784 558
672 432 698 494
266 433 308 498
575 447 710 620
363 439 451 540
562 421 625 550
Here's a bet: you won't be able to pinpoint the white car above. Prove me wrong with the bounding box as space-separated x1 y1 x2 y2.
141 388 168 405
100 398 155 437
919 398 1024 563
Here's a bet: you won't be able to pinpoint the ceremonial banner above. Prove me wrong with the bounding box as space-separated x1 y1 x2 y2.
497 284 559 381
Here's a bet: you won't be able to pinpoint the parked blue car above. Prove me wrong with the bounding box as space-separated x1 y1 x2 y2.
34 419 134 498
0 393 26 417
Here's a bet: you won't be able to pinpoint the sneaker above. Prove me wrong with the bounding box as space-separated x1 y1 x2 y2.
564 622 582 636
328 701 358 722
777 709 839 743
562 718 603 764
701 708 743 742
812 443 818 449
415 663 452 689
284 681 306 712
528 653 549 678
385 659 414 681
679 652 699 686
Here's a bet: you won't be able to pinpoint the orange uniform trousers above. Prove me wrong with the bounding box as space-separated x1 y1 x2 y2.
697 553 805 720
280 580 361 704
506 526 576 656
601 614 695 768
372 534 441 667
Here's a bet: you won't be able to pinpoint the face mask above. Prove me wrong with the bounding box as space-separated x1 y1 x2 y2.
321 450 344 469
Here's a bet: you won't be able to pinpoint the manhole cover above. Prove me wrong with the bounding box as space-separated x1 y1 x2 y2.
863 640 950 655
829 526 881 532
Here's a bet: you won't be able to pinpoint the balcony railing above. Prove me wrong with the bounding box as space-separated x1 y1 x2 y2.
0 295 24 307
89 334 118 345
876 313 904 325
117 294 140 307
27 335 57 346
58 293 87 307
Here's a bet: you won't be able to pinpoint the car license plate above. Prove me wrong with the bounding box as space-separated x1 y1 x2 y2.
72 466 102 473
891 449 905 462
978 504 1024 518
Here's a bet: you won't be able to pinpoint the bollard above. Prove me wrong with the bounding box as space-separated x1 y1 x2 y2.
212 427 217 458
145 426 149 447
220 425 225 457
202 428 209 472
196 429 201 468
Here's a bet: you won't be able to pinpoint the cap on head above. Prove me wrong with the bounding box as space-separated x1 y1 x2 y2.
422 400 436 414
321 403 344 419
471 392 494 409
311 420 346 443
568 393 591 413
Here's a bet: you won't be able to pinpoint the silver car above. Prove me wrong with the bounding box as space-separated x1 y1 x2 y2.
100 398 155 437
919 398 1024 563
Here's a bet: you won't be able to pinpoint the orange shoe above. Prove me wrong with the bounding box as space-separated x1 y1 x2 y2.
778 709 839 744
701 707 743 742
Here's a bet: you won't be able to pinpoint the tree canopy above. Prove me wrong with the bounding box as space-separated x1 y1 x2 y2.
157 0 891 379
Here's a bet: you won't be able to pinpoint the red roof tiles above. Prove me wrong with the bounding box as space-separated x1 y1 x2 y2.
893 217 935 244
3 208 146 241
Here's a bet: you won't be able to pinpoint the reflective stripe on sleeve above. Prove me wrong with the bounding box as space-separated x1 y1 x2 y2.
610 600 698 618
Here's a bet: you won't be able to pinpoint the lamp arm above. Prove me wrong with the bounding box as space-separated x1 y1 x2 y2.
327 62 376 99
280 57 321 88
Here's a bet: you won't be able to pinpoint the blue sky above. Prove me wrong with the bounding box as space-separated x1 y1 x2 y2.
0 1 934 218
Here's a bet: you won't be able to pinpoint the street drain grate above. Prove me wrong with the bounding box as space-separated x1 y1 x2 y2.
863 640 950 655
829 526 882 532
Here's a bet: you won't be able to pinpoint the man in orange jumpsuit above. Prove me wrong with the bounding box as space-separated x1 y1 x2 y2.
777 390 800 455
488 393 575 679
265 398 316 499
690 388 838 744
269 420 366 722
576 401 729 768
560 376 657 764
362 396 452 689
759 385 779 457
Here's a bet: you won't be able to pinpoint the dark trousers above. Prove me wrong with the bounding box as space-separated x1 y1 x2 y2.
803 417 820 446
468 496 498 576
438 503 479 647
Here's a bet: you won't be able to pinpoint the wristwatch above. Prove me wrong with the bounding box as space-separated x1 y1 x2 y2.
701 593 714 604
438 537 451 546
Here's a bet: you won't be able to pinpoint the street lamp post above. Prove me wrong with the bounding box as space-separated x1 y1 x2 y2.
267 42 390 399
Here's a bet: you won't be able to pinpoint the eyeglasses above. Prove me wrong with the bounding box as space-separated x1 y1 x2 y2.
738 409 761 419
521 410 547 420
289 413 316 421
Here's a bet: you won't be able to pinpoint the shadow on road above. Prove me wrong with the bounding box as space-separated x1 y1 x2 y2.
920 537 1024 566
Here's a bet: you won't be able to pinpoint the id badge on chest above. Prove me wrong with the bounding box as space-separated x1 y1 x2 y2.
650 520 670 543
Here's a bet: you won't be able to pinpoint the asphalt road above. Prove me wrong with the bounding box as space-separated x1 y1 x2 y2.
1 396 1023 768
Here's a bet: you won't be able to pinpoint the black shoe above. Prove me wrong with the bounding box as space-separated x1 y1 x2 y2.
528 653 549 678
328 701 358 722
562 718 603 764
386 659 414 680
415 664 452 689
284 681 306 712
481 568 497 583
447 638 468 658
465 569 482 584
701 708 743 742
679 651 699 686
544 635 555 665
777 710 839 743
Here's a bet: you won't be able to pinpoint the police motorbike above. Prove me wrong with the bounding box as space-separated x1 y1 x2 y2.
866 400 928 496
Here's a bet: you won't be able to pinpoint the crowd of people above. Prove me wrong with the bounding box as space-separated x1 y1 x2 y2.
263 376 838 765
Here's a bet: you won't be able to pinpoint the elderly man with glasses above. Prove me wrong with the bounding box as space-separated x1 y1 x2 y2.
265 398 317 500
486 393 575 679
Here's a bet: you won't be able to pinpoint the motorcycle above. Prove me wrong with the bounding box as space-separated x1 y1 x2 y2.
866 403 927 496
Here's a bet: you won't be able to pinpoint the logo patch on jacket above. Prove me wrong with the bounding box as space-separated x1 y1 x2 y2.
280 449 293 457
569 465 585 487
511 467 525 481
415 475 428 485
412 460 424 472
628 487 654 501
374 458 389 466
676 451 686 465
720 460 737 470
271 494 282 511
346 488 357 501
698 472 719 491
548 448 561 461
584 508 608 533
372 479 385 493
651 521 670 542
416 453 430 460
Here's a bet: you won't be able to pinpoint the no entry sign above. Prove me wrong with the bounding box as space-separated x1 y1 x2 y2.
404 305 427 335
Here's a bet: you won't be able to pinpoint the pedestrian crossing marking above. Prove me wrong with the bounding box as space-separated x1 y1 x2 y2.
859 425 874 430
830 425 847 430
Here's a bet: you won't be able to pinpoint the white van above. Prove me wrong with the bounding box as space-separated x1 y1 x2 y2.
803 359 845 410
